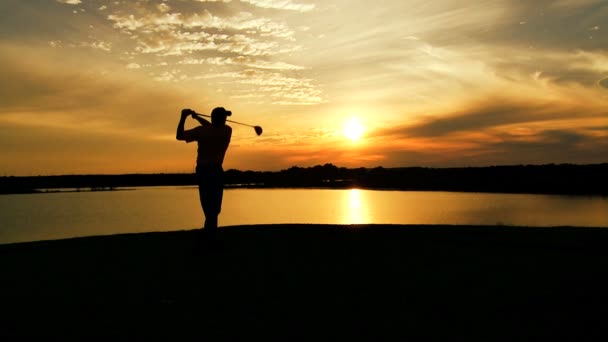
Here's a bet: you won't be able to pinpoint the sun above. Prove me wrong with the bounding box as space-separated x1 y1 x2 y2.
343 117 365 142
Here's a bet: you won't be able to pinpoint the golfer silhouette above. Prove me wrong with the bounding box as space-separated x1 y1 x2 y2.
176 107 232 236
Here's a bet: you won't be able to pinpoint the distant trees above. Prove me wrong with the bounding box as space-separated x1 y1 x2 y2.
1 163 607 195
225 163 608 195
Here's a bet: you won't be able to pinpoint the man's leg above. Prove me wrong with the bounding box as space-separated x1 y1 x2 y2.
198 184 218 232
204 215 218 231
198 166 224 232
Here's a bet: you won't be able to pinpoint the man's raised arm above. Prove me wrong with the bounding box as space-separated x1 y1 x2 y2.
191 113 211 127
176 108 191 141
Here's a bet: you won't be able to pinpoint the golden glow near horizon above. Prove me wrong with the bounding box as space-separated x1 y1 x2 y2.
0 0 607 175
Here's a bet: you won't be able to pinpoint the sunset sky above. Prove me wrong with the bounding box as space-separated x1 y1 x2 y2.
1 0 607 175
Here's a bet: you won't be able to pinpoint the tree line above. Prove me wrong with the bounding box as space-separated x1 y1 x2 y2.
1 163 607 195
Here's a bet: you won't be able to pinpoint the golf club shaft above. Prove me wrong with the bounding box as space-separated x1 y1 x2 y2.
192 112 255 128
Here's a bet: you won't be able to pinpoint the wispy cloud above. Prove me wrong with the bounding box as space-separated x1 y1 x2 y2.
106 10 298 51
179 56 306 70
195 69 323 104
56 0 81 4
99 3 321 105
240 0 315 12
193 0 315 12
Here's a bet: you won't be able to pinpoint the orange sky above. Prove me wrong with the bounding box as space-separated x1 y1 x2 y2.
1 0 607 175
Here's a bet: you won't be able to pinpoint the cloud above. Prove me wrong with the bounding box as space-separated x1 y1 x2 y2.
106 14 145 31
179 56 305 70
97 1 321 105
374 129 608 167
157 3 170 13
350 1 608 98
364 123 608 168
467 1 608 52
193 0 315 12
107 10 295 39
56 0 81 4
551 0 605 9
48 39 111 51
195 69 323 104
484 47 608 89
474 129 608 166
240 0 315 12
363 95 608 167
106 9 299 57
377 98 607 139
83 40 111 51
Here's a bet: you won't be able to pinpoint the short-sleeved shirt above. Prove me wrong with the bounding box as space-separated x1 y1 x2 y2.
183 124 232 167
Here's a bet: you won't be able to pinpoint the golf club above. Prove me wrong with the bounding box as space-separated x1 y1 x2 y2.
192 112 263 136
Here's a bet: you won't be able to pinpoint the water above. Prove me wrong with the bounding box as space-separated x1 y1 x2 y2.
1 187 607 244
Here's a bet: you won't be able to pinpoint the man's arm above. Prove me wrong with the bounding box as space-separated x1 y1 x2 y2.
191 113 211 127
176 109 191 141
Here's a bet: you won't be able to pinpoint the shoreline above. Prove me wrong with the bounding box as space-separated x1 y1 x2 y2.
2 223 608 247
2 224 608 339
3 184 608 197
2 222 608 245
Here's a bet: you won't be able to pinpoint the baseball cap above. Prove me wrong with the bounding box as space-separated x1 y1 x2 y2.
211 107 232 117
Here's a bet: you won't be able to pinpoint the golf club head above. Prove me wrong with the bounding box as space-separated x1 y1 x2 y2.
254 126 263 136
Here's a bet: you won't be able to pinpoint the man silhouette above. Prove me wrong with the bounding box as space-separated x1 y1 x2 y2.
176 107 232 234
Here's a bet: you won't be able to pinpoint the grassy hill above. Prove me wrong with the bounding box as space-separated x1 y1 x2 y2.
2 224 608 340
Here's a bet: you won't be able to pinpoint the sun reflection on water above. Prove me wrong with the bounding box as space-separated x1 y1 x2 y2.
345 188 367 224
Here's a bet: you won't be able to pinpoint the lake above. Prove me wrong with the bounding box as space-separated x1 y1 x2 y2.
1 187 607 244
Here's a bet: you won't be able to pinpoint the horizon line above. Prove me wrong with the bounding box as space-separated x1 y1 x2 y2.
3 162 607 178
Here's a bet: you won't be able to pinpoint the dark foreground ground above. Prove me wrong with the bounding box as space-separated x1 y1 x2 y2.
2 224 608 340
